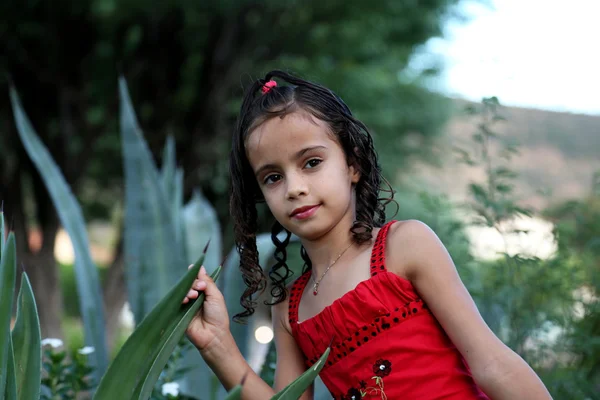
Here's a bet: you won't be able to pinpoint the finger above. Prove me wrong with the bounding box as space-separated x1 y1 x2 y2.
196 268 223 301
194 280 207 290
196 265 206 279
186 289 199 300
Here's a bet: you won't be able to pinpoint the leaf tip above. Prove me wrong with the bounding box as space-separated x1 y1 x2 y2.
203 239 211 254
5 71 14 88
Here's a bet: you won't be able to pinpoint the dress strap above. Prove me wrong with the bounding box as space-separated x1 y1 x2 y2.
289 220 397 325
288 270 311 326
370 220 397 277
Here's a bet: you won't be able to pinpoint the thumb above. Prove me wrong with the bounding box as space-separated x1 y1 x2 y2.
198 266 224 301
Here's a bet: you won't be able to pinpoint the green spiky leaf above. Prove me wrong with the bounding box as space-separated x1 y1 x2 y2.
0 232 16 396
93 251 221 399
11 273 41 400
119 77 187 323
9 87 108 380
271 347 331 400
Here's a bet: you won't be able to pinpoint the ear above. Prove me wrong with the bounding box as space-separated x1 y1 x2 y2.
349 146 361 184
349 163 360 184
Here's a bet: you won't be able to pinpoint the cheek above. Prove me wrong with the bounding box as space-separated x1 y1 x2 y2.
262 189 283 212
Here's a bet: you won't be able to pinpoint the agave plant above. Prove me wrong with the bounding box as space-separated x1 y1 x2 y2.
0 210 42 400
9 80 330 399
2 206 329 400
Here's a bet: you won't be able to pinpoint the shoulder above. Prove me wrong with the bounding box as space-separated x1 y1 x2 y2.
387 219 437 244
385 219 445 279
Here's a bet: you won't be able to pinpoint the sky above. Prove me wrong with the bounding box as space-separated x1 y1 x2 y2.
416 0 600 115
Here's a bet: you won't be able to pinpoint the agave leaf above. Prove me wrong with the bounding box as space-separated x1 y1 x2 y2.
177 189 222 397
136 265 222 399
0 209 5 259
0 233 16 395
93 252 220 399
160 135 177 201
11 273 41 400
160 137 184 249
119 77 186 323
9 87 108 379
4 335 17 400
181 189 222 274
271 347 330 400
173 168 185 252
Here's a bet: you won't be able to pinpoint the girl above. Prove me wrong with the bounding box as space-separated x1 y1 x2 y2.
182 71 551 399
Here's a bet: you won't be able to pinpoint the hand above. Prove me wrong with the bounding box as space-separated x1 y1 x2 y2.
183 265 231 353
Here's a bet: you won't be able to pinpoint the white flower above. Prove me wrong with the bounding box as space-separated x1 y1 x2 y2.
41 338 64 348
77 346 95 355
161 382 179 397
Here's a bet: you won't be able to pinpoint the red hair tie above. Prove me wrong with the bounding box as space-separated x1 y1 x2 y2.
261 80 277 94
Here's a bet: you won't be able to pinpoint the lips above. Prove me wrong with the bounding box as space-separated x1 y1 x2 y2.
290 204 320 219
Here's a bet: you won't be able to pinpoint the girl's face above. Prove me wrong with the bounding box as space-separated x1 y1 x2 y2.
246 110 360 240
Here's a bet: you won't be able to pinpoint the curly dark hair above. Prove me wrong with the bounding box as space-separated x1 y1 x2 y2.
229 70 395 322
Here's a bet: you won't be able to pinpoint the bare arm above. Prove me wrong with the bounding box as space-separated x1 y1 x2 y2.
200 331 275 398
388 220 552 400
272 298 314 399
192 286 311 399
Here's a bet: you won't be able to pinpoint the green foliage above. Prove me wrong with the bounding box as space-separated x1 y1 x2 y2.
93 252 219 398
10 87 109 381
0 0 462 243
119 77 189 323
457 98 600 398
150 340 196 400
11 274 42 400
1 211 42 400
2 204 329 399
456 97 533 228
0 229 16 396
41 345 95 400
542 173 600 393
4 336 17 400
271 346 330 400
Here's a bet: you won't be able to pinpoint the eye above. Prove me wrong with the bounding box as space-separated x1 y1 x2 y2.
305 159 322 169
263 174 282 185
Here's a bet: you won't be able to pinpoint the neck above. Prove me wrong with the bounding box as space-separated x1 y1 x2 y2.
299 213 357 278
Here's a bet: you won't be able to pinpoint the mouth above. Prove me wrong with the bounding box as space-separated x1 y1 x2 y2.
290 204 320 219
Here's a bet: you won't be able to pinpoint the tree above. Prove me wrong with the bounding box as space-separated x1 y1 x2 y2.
0 0 462 340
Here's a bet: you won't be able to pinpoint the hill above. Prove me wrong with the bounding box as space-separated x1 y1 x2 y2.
409 99 600 210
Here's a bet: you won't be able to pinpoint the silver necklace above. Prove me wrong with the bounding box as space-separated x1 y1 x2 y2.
311 243 353 296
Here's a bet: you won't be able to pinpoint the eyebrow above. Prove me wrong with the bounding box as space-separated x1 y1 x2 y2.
254 145 327 178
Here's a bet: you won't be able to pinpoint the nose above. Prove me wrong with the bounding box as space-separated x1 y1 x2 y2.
286 172 308 199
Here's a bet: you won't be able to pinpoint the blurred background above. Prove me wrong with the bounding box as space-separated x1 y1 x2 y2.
1 0 598 398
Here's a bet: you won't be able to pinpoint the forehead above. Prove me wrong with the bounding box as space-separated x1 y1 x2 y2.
245 111 337 166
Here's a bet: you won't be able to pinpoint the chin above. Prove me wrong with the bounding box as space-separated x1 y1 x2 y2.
287 217 337 242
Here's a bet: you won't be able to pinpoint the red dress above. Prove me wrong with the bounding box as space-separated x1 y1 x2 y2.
288 221 490 399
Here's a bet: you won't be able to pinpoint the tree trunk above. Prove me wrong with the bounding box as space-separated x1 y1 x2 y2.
22 246 64 340
2 160 65 340
102 236 127 352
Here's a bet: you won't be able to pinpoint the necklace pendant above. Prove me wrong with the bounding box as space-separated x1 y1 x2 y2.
313 289 318 296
